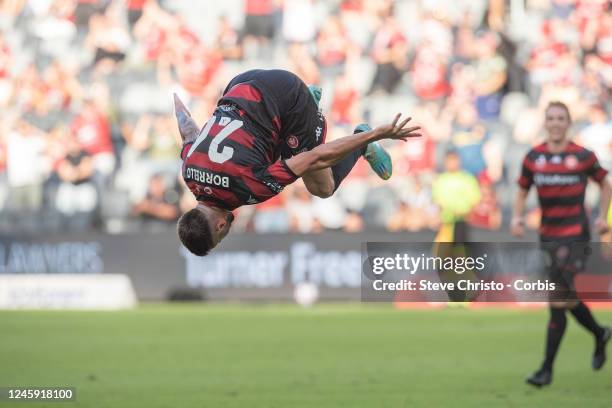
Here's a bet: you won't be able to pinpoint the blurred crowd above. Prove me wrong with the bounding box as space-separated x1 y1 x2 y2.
0 0 610 234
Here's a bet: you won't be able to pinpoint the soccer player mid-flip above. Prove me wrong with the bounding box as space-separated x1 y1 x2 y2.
174 69 421 256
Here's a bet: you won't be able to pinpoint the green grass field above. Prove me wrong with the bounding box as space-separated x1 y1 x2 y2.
1 304 611 407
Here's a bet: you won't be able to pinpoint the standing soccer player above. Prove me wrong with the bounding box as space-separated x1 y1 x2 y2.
174 69 421 256
511 101 612 387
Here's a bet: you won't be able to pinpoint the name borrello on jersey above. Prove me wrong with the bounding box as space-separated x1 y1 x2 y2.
181 108 298 211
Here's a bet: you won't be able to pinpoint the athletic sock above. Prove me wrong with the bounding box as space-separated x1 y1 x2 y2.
541 307 567 372
570 302 604 338
331 147 366 193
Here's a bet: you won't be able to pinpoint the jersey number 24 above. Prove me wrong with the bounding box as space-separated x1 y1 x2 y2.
186 116 243 164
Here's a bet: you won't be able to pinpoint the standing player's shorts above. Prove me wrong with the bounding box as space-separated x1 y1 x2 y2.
220 69 327 159
541 241 590 302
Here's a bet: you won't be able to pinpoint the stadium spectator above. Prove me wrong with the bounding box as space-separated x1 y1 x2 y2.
330 73 360 126
253 194 290 233
368 15 408 95
132 173 180 230
216 15 243 61
411 45 450 102
316 14 352 72
242 0 277 58
84 5 131 75
71 98 115 182
450 103 488 178
387 174 438 232
467 175 502 230
579 104 611 172
282 0 316 44
473 32 507 120
5 119 47 214
55 135 97 229
287 182 321 233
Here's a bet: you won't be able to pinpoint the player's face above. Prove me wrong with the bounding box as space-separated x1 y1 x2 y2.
544 106 571 143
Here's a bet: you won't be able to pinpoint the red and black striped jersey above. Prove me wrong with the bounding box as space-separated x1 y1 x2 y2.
518 141 608 242
180 106 298 211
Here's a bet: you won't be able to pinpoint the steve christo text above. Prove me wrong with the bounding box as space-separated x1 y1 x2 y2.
371 279 556 292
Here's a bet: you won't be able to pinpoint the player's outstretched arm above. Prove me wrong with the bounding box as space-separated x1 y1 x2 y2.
174 93 200 144
285 114 420 176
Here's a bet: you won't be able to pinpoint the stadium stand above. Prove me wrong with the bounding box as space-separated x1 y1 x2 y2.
0 0 609 234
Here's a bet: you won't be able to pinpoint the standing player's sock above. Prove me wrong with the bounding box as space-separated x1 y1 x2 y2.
331 147 366 193
541 307 567 371
570 302 604 338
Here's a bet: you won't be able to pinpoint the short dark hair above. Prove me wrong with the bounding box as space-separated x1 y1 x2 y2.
546 101 572 122
177 208 214 256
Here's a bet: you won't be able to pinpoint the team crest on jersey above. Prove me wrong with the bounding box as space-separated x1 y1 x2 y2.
287 135 299 149
551 155 562 164
564 155 578 169
535 155 547 167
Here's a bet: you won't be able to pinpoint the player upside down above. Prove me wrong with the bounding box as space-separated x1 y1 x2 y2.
174 69 421 256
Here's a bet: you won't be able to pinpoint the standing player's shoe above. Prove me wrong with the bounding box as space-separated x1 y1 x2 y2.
526 369 552 387
308 85 322 108
593 326 611 370
355 123 393 180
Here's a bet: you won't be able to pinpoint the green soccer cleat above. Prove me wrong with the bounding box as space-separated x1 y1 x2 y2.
308 85 322 108
355 123 393 180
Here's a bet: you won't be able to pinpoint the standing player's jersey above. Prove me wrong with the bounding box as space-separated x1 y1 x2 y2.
518 142 608 242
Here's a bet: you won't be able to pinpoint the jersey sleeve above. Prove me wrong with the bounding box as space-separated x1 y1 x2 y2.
240 159 299 203
518 155 533 190
585 151 608 183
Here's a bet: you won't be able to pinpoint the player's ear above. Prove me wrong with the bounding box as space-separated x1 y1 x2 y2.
174 93 200 142
215 217 228 233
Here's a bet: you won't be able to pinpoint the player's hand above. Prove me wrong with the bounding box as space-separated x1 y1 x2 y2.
174 93 201 143
510 217 525 237
375 114 421 141
594 217 610 235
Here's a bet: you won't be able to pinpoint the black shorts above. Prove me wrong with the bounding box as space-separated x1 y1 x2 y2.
221 69 327 158
541 242 590 302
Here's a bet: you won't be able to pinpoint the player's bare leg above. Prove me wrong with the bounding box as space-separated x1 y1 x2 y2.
301 86 392 196
301 123 393 198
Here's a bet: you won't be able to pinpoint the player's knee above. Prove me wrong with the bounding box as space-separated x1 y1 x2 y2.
177 209 214 256
550 301 576 309
308 183 334 198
